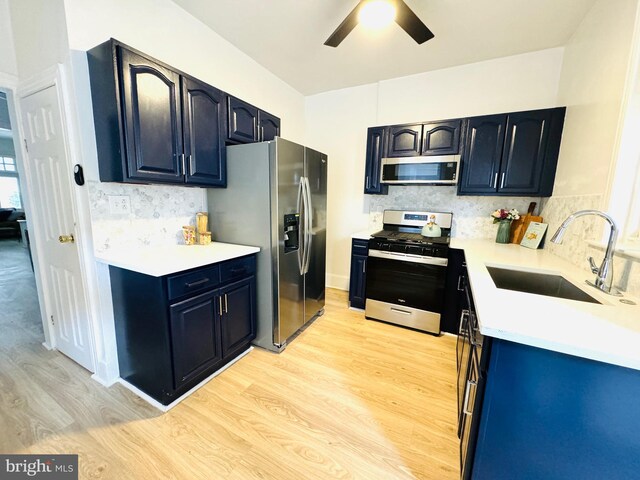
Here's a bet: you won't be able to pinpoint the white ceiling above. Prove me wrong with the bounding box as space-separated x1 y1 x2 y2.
173 0 597 96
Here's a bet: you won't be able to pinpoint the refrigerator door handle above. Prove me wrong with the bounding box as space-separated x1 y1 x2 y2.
303 176 313 274
296 178 305 275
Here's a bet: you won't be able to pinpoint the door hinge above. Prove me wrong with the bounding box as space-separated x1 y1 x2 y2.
23 139 28 153
50 315 55 326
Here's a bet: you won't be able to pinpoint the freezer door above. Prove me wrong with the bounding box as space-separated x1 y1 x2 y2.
304 147 327 322
273 138 306 346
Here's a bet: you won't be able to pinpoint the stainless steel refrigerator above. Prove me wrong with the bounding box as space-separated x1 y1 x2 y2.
207 138 327 352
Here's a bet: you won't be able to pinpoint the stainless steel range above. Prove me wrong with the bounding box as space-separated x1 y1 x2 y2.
365 210 453 335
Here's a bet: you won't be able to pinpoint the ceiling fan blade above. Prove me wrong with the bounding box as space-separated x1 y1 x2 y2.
395 0 435 44
324 2 363 47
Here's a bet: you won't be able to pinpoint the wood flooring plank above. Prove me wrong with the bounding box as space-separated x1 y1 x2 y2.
1 271 460 480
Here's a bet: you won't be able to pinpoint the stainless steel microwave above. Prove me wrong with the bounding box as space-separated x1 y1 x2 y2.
380 155 460 185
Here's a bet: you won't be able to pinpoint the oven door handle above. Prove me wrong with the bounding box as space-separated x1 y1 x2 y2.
368 249 448 267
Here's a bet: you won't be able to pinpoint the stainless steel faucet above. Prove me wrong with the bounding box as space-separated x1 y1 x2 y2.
550 209 620 295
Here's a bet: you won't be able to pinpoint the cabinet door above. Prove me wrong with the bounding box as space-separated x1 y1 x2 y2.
386 124 423 157
364 127 388 194
497 110 550 194
422 120 462 155
258 110 281 141
169 290 222 389
119 47 183 183
182 76 226 187
458 114 507 194
227 96 258 143
220 276 256 357
349 241 368 309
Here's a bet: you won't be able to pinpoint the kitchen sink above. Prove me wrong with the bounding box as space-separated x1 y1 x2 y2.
486 266 602 304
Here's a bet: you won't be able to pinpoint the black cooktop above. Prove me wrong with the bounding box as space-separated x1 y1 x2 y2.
371 229 450 245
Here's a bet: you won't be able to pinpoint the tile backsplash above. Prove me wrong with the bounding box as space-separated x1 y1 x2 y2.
88 181 206 252
367 186 542 239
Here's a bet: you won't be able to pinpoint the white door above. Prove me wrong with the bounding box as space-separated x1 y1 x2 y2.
19 86 95 371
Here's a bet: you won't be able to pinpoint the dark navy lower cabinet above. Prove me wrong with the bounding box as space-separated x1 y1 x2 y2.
110 254 257 405
463 336 640 479
349 239 368 309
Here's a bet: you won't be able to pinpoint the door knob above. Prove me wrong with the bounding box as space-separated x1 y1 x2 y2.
59 234 75 243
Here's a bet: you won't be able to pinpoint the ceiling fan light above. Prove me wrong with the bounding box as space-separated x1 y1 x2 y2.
358 0 396 29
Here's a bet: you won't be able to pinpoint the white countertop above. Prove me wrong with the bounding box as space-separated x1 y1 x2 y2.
95 242 260 277
450 239 640 371
351 230 376 240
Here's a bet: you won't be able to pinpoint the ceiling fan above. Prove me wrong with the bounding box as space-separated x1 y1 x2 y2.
324 0 435 47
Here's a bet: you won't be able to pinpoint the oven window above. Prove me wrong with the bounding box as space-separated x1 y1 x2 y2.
365 256 446 313
382 162 456 182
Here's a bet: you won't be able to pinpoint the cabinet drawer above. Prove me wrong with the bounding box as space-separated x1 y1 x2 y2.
220 256 256 283
352 239 369 251
167 265 220 301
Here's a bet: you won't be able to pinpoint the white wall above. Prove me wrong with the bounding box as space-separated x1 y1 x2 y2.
63 0 305 145
306 48 565 290
0 0 18 78
8 0 69 79
553 0 638 198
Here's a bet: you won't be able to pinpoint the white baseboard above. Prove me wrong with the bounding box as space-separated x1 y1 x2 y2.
327 273 349 291
118 347 253 412
41 341 53 351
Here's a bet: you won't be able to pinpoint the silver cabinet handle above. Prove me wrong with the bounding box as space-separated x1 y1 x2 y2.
493 172 498 188
457 275 464 291
362 261 366 274
366 175 370 189
500 172 506 189
462 379 477 416
180 153 186 174
188 154 194 175
224 293 228 313
218 296 223 316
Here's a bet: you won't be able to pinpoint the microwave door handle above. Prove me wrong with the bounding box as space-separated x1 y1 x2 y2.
296 179 304 275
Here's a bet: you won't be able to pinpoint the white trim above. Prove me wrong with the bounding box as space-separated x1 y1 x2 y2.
16 65 59 98
0 72 18 90
118 347 254 412
327 273 349 291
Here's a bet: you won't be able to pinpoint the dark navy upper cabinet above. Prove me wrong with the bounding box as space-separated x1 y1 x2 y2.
349 239 369 309
499 109 564 196
227 96 259 143
422 120 462 155
182 76 226 187
386 124 423 157
364 127 388 195
458 108 565 196
258 110 281 141
87 39 228 188
458 114 507 194
119 47 183 183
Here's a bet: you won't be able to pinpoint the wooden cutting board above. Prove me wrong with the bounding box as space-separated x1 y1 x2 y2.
510 202 542 244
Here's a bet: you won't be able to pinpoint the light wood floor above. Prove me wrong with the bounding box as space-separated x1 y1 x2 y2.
1 245 460 479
